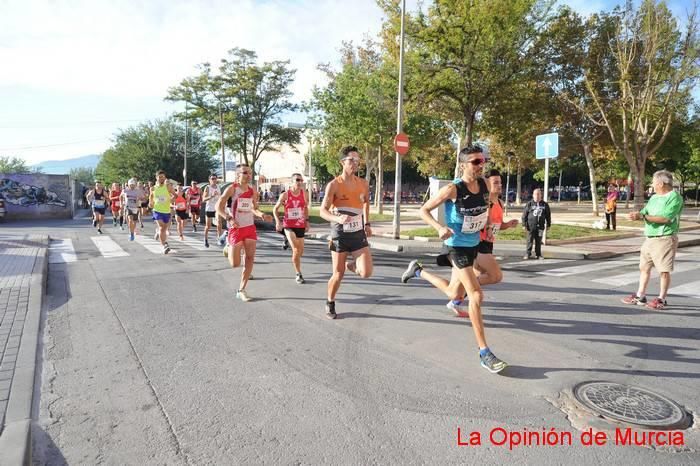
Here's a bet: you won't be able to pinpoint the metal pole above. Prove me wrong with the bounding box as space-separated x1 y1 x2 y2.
392 0 406 239
543 157 550 246
219 105 226 183
307 136 313 205
183 102 188 187
558 170 562 203
505 152 512 215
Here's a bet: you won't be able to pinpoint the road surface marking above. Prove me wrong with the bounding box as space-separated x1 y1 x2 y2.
48 239 77 263
593 262 700 287
90 236 129 258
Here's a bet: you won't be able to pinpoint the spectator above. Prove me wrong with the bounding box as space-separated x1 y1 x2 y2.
604 184 619 230
521 188 551 260
622 170 683 310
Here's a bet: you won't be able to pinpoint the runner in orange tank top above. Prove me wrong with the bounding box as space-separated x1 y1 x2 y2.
319 145 374 319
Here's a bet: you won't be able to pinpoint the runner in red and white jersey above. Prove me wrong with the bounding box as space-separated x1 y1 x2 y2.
109 182 124 230
216 164 271 302
273 173 309 284
187 180 201 232
173 186 190 241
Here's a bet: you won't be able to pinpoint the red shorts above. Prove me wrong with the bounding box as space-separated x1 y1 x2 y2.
228 225 257 245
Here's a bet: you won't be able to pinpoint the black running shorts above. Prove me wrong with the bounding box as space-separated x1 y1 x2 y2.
284 227 305 239
477 240 494 255
176 210 189 220
330 232 369 254
205 211 217 218
436 245 479 269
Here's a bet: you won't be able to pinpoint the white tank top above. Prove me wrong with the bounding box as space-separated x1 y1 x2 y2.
205 184 221 211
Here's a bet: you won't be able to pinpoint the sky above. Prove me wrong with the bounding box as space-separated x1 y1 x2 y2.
0 0 693 165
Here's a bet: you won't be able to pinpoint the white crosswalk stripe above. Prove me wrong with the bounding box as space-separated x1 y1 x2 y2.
668 280 700 298
178 236 209 251
537 257 637 277
507 258 572 268
90 236 129 258
133 234 167 254
591 261 700 287
48 239 77 264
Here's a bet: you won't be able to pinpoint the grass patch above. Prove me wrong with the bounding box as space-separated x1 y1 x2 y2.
403 224 619 240
259 206 393 224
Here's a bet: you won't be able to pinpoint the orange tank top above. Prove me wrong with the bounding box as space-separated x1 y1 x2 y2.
331 175 365 212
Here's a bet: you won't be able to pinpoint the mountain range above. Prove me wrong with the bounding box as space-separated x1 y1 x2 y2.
32 154 101 174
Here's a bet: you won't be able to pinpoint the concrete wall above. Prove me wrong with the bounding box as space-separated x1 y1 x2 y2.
0 173 72 219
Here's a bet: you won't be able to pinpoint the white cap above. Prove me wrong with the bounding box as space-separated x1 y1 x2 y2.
128 178 137 185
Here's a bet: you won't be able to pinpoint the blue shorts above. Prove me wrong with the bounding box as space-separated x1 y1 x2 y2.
153 211 171 224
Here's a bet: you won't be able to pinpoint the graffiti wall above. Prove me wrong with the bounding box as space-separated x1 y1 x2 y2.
0 173 72 219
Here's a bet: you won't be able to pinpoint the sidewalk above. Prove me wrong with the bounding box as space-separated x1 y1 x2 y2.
0 234 48 466
306 219 700 259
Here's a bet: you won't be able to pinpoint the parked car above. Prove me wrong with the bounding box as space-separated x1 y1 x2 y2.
0 194 5 221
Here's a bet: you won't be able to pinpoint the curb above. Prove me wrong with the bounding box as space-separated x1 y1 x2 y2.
0 236 48 466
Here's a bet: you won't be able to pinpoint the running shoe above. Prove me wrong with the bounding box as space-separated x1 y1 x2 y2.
646 297 667 310
193 224 197 232
621 294 647 305
120 225 124 231
522 255 532 260
97 228 103 235
480 350 508 374
346 261 357 274
446 300 469 318
129 232 135 241
204 238 210 248
295 273 305 284
236 289 251 302
282 238 289 250
401 260 422 283
163 243 171 254
140 222 144 228
92 219 97 227
325 301 337 319
536 256 544 260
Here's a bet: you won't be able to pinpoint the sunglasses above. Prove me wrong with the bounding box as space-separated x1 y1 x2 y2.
239 171 252 175
294 178 304 182
468 158 486 166
343 157 360 163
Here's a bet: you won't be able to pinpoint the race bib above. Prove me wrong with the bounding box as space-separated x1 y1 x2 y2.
93 199 105 208
156 195 167 204
487 223 501 237
237 197 252 212
176 202 186 210
190 199 199 206
343 216 363 233
287 207 303 220
461 211 488 233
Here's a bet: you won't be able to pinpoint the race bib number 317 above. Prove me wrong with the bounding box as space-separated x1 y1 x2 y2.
461 211 488 233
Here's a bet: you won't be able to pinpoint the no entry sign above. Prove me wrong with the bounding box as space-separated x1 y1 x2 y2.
394 132 410 155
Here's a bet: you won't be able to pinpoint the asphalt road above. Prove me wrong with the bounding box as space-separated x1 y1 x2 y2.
4 218 698 464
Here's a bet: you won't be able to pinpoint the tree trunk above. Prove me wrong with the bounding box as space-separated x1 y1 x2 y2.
633 160 646 211
695 178 699 207
454 134 462 179
376 143 383 215
583 143 599 216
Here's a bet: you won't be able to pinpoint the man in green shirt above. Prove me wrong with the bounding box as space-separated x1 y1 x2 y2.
622 170 683 310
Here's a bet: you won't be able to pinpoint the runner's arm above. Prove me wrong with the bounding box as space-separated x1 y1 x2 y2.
272 192 286 226
216 186 233 220
419 183 456 232
362 180 372 236
303 190 310 230
319 182 340 223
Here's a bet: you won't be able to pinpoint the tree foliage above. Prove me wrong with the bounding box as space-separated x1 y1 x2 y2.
69 167 96 184
166 48 301 179
0 156 39 174
97 118 216 185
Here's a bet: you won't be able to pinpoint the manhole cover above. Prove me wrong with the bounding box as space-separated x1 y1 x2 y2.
573 381 689 429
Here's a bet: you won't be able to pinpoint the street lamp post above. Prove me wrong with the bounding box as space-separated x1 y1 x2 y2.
392 0 406 239
505 151 513 215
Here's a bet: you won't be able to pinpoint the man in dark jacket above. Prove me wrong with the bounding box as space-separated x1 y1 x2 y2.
521 188 551 259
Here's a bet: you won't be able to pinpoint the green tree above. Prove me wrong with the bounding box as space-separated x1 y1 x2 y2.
69 166 96 184
397 0 555 148
0 156 39 174
583 0 699 208
97 118 216 185
166 48 301 180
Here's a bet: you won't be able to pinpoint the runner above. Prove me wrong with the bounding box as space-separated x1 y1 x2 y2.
203 174 222 248
216 164 270 302
109 182 124 230
400 145 507 374
273 173 310 284
187 180 201 232
137 181 148 228
121 178 145 241
319 146 373 319
173 185 190 241
149 170 177 254
85 180 107 234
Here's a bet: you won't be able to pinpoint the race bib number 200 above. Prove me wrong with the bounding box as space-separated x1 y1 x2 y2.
461 211 488 233
237 197 252 212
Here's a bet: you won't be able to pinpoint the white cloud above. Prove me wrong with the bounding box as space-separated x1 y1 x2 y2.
0 0 387 100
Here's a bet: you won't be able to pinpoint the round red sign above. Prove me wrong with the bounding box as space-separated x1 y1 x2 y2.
394 132 410 155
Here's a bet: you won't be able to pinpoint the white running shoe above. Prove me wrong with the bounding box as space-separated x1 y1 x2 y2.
446 300 469 318
236 290 251 302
